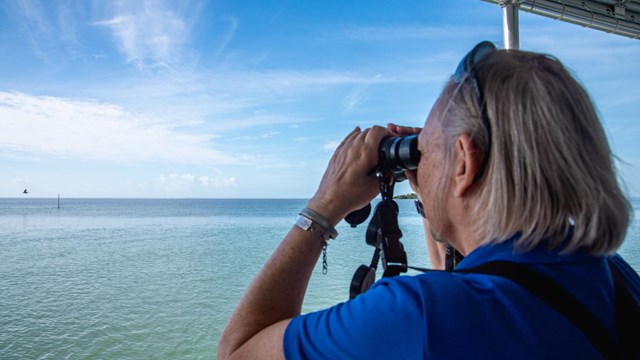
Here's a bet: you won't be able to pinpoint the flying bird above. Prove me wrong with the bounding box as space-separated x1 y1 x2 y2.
23 189 28 194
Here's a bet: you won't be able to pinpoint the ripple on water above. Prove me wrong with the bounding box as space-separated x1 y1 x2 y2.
0 199 638 359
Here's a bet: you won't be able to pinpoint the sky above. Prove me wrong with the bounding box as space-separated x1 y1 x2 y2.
1 0 639 199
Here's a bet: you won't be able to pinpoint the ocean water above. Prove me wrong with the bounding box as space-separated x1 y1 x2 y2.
1 198 638 359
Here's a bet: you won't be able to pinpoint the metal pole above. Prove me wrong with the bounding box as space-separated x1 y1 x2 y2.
503 2 520 50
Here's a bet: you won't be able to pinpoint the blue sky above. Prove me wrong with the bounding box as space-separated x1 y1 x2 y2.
1 0 639 198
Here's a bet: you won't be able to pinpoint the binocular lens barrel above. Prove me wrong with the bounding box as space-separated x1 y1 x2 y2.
345 134 420 226
378 135 420 175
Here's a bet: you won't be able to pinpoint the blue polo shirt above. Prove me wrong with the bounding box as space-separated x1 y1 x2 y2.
283 238 640 359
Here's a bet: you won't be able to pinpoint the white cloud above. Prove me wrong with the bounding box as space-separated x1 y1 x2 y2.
344 87 368 112
159 173 236 188
231 129 281 141
0 91 235 164
198 175 237 187
342 24 498 42
161 173 195 183
80 69 404 133
231 130 281 141
94 0 192 69
10 177 28 185
323 141 340 152
261 130 280 138
213 16 238 57
10 0 56 62
344 74 381 113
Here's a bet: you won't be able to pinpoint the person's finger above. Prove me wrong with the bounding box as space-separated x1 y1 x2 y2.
388 123 422 136
363 125 390 147
334 126 361 153
333 126 361 157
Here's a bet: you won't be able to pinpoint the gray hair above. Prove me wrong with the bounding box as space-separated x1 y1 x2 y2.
438 49 630 255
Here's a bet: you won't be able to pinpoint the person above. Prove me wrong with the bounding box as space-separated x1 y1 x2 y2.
218 41 640 359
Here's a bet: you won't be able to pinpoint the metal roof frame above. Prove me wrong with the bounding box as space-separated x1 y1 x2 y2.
483 0 640 47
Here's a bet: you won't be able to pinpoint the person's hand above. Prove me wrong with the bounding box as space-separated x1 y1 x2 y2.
307 126 391 226
387 123 422 195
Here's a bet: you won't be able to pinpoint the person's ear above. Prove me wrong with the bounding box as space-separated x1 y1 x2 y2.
453 134 483 197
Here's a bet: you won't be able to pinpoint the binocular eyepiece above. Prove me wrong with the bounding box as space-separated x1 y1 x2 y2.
377 134 421 181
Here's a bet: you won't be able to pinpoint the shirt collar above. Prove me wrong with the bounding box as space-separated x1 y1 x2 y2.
455 233 596 270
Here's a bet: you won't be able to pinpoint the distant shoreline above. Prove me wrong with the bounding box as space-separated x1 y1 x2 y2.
394 193 418 200
2 195 639 201
0 196 426 200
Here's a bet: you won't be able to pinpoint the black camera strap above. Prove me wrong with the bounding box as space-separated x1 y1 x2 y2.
377 173 407 278
457 260 639 359
445 245 465 272
350 172 409 298
376 200 407 278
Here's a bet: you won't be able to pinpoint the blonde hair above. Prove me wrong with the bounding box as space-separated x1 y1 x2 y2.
438 49 630 255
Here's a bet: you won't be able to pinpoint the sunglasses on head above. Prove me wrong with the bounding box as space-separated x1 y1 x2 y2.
453 41 497 183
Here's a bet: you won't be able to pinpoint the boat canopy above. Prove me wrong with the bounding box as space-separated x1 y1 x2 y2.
483 0 640 40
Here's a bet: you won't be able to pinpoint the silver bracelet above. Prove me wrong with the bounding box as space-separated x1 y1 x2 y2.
294 209 334 274
299 207 338 240
295 215 330 242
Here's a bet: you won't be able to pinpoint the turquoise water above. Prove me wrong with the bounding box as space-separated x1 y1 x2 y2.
1 198 639 359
